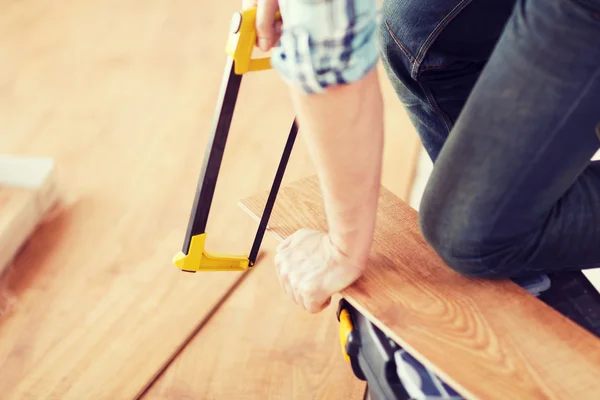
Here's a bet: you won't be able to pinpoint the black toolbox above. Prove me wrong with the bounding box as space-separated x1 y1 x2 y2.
336 271 600 400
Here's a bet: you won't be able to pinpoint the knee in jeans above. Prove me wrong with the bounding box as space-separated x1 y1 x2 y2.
418 192 514 279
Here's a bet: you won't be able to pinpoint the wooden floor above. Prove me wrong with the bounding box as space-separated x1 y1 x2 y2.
0 1 421 399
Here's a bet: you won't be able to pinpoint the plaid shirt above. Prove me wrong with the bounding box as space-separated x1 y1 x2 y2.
271 0 380 94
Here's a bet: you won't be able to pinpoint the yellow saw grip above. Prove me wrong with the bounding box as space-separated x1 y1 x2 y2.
225 8 282 75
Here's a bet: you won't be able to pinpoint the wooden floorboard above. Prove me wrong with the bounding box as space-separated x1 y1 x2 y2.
143 234 367 400
239 176 600 400
140 67 420 400
0 1 304 398
140 67 419 400
0 0 421 398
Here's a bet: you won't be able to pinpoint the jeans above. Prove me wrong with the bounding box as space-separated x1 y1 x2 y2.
380 0 600 278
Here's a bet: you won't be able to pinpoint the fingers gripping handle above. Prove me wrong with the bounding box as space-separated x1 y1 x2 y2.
225 7 281 75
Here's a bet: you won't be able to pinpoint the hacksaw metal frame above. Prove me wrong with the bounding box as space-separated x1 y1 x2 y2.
173 8 296 272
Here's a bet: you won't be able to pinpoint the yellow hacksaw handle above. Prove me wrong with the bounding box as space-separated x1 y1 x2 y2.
225 7 282 75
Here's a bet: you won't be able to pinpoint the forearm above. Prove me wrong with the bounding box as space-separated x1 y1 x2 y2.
290 69 384 265
251 0 382 264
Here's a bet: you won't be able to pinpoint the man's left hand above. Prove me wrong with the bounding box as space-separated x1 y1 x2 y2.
274 228 365 313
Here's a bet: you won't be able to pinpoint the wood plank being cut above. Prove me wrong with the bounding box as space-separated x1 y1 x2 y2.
239 176 600 400
143 234 366 400
0 156 57 275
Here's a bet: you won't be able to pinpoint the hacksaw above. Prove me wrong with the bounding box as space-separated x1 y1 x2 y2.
172 7 297 272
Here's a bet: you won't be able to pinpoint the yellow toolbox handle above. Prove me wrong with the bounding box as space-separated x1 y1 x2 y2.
225 7 282 75
339 308 354 362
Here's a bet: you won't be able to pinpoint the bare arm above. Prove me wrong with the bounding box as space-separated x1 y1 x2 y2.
288 71 384 266
246 0 383 311
251 0 384 266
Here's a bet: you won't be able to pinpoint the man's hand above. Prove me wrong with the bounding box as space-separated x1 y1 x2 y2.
242 0 282 51
274 228 365 313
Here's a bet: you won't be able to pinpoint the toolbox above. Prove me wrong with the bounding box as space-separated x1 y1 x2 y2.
335 272 600 400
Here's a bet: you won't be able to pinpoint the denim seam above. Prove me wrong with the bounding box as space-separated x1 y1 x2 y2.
420 63 455 72
384 20 415 63
419 81 453 134
411 0 475 79
479 64 600 272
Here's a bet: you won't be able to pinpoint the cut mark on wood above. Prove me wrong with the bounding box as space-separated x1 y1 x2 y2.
239 175 600 400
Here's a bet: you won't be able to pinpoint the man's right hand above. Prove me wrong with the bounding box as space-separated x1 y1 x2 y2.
242 0 282 52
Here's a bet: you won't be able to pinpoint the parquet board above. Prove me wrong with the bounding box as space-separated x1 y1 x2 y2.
144 235 367 400
0 0 421 398
0 1 303 398
239 176 600 400
139 59 420 398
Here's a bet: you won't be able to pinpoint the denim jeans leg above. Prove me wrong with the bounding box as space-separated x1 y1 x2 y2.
418 0 600 278
380 0 517 161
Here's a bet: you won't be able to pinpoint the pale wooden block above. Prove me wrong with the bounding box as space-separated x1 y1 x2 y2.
0 155 58 216
584 269 600 292
0 155 58 273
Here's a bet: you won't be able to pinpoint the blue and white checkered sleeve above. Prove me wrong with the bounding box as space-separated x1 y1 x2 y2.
270 0 380 94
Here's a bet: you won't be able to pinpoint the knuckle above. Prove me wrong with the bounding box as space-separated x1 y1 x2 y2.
274 252 284 267
298 282 318 296
285 274 295 287
279 269 289 282
289 278 300 293
256 22 270 36
305 300 321 314
276 254 289 270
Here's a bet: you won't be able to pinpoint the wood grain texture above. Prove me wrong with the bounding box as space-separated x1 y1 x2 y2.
144 234 367 400
0 0 420 398
239 176 600 400
143 63 419 399
0 1 296 398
